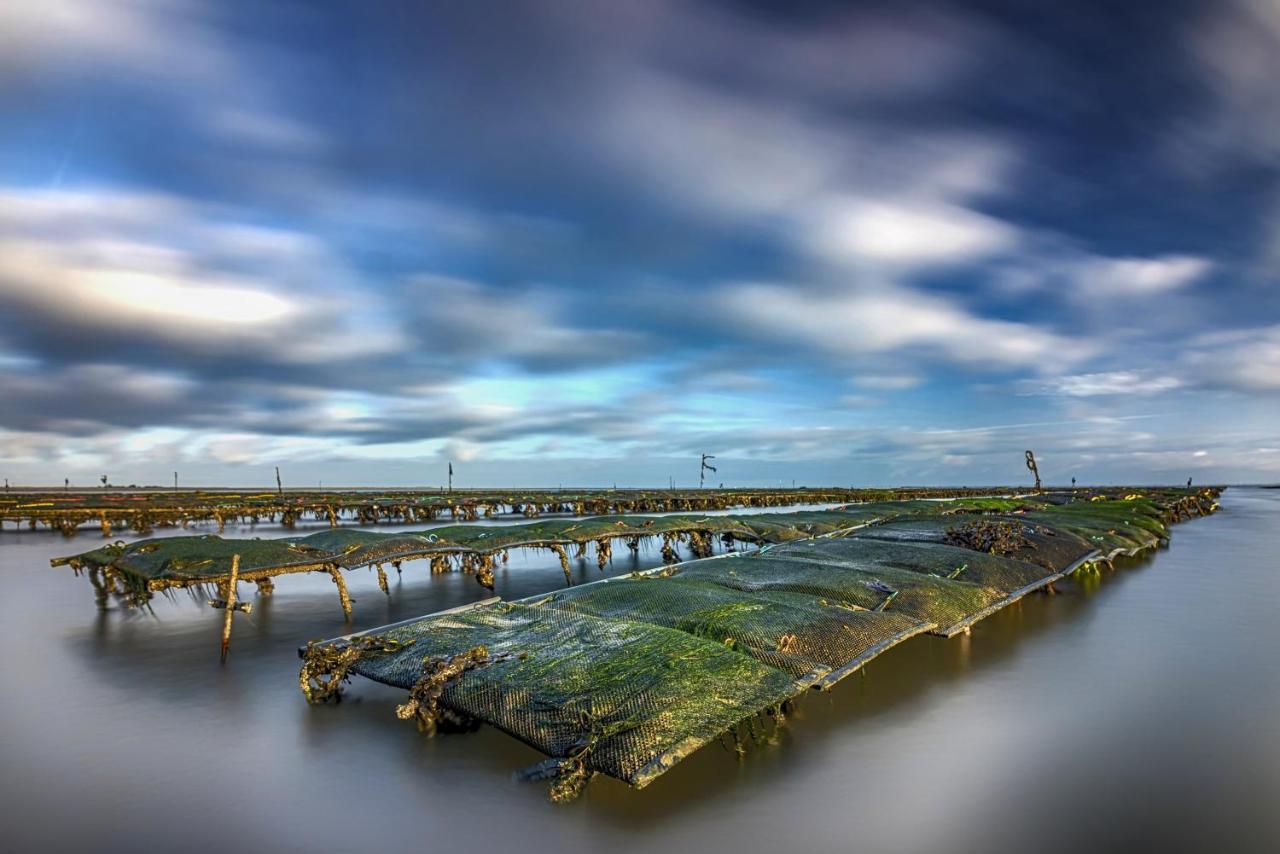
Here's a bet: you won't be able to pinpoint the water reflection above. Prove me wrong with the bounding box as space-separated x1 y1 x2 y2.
1 492 1277 854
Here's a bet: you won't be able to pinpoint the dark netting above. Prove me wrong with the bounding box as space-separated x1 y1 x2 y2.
56 497 1043 582
673 552 1004 636
295 489 1224 801
59 534 332 583
849 514 1097 572
537 575 930 685
1018 500 1170 555
766 536 1064 597
337 602 800 790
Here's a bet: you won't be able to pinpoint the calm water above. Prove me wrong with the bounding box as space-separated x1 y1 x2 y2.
1 490 1277 854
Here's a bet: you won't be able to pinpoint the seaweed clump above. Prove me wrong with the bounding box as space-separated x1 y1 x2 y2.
396 646 491 735
945 519 1034 556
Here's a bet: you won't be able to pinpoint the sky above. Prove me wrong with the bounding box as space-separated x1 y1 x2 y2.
0 0 1278 488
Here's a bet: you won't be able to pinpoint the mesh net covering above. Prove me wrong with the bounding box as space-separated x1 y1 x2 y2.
297 489 1222 799
336 602 801 789
848 515 1097 574
537 576 931 684
1020 498 1176 555
674 552 1006 637
53 497 1032 586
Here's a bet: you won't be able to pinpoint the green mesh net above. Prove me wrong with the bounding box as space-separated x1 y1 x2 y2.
537 575 930 685
51 497 1040 594
674 552 1006 637
848 515 1097 573
296 489 1221 801
334 602 801 791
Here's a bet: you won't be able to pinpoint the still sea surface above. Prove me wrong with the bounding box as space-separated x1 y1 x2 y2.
1 490 1276 854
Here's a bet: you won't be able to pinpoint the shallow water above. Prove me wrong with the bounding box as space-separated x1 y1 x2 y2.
1 490 1277 854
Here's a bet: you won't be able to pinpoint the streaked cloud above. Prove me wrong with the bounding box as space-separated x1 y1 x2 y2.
718 281 1086 370
0 0 1276 486
1020 371 1186 397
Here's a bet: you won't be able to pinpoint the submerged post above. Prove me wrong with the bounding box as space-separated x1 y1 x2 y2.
328 565 353 619
208 554 251 661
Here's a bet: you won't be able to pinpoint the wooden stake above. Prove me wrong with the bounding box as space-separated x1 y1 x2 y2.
328 565 352 619
220 555 240 662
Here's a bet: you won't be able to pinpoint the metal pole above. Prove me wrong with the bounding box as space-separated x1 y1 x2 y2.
1024 450 1042 492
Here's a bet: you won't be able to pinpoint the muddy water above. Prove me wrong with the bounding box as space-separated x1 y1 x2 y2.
0 491 1277 854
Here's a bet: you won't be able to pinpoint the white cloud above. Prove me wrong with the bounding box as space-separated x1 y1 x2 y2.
0 0 231 84
1073 255 1213 297
202 107 327 153
719 281 1086 370
591 69 1020 274
803 197 1017 268
1186 325 1280 391
1021 371 1186 397
853 374 923 391
0 185 404 363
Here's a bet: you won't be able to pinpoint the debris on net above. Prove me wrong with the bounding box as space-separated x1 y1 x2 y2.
853 509 1124 572
298 488 1221 801
944 519 1033 555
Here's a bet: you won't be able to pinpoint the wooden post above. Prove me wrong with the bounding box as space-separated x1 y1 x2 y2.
328 565 352 619
221 555 240 662
548 544 572 585
207 555 253 660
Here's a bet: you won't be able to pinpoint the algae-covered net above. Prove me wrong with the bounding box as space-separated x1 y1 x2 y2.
51 497 1035 613
538 574 931 684
301 490 1221 800
675 552 1007 637
320 601 801 797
